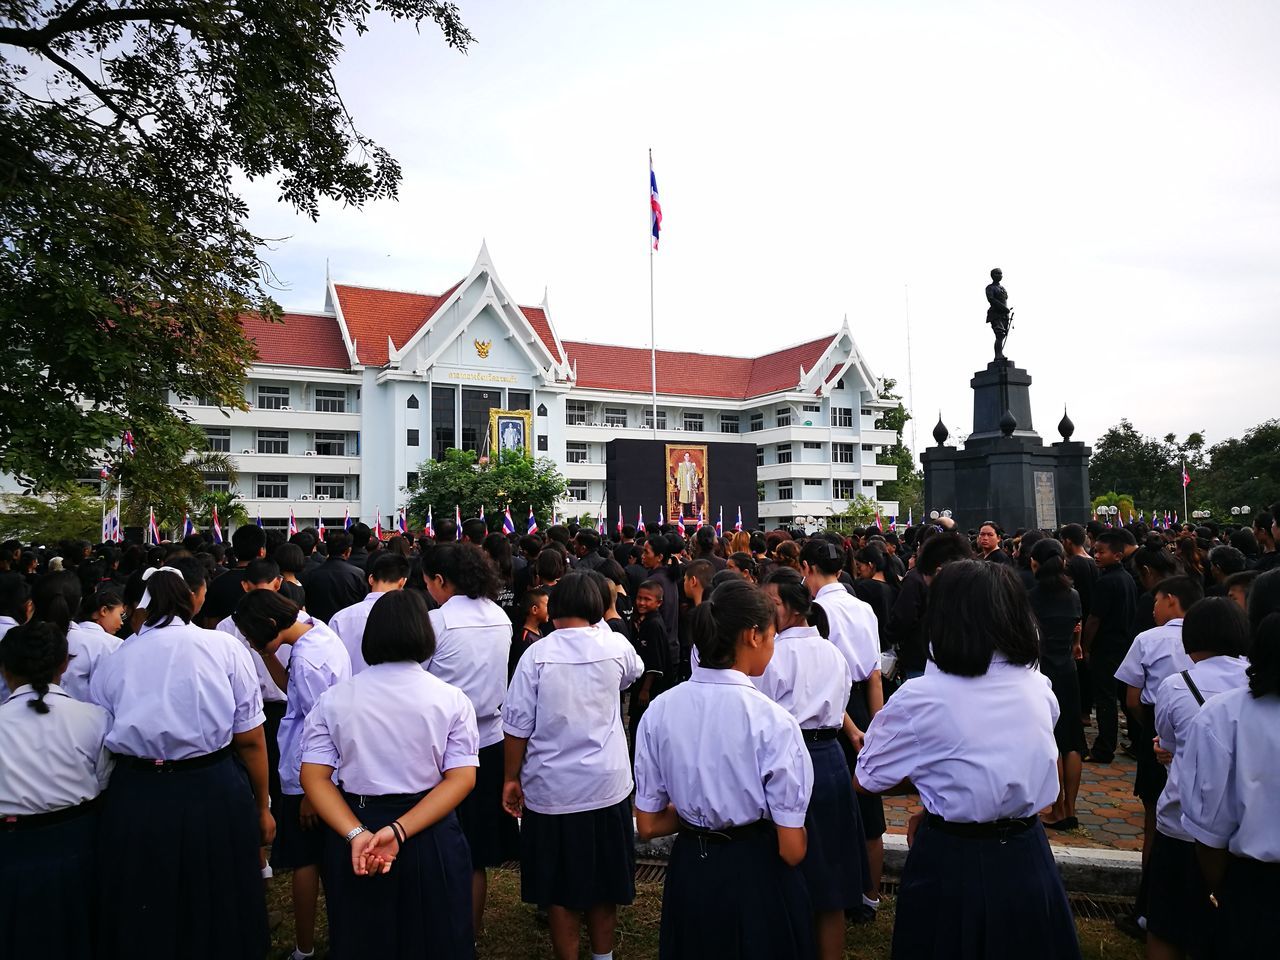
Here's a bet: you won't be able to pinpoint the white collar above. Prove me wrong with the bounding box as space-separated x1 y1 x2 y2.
690 666 755 687
4 683 69 704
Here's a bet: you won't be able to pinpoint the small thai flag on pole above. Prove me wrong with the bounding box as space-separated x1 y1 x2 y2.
397 508 407 535
148 507 161 546
597 511 606 537
182 512 195 539
616 505 623 537
317 512 326 541
696 508 704 532
478 504 486 524
527 506 538 536
455 506 462 541
637 507 646 534
99 465 110 480
657 505 664 529
374 506 383 541
1182 464 1190 488
503 506 516 535
288 509 298 537
734 506 743 533
256 508 263 528
425 505 435 538
907 507 914 527
676 512 686 537
211 505 223 544
715 506 724 538
343 507 351 531
122 430 136 455
875 513 884 532
650 154 662 251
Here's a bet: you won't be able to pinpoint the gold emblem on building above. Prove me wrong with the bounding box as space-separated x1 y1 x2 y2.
474 338 492 359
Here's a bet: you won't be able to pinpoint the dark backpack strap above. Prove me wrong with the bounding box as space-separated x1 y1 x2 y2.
1181 669 1206 706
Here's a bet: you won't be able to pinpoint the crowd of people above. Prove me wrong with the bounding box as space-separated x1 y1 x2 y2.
1 505 1278 960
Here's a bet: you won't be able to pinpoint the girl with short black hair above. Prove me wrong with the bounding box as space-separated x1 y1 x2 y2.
634 578 814 960
0 620 113 959
63 586 125 702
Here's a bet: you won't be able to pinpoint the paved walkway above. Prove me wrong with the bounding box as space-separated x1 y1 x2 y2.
882 724 1146 852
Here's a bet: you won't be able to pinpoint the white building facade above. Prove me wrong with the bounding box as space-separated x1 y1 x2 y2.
176 245 899 533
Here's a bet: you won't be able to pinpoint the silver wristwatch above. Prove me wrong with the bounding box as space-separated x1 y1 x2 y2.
344 824 368 843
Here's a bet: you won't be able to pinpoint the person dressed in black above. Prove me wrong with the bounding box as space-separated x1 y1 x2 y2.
1081 531 1138 763
977 522 1013 566
852 544 899 650
628 580 676 749
198 524 267 628
887 532 973 681
1027 538 1085 830
300 530 368 624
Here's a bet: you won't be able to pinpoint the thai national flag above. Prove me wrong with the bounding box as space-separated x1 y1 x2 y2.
182 512 195 538
616 505 623 537
317 512 326 541
288 509 298 537
148 507 161 546
637 507 646 534
875 513 884 532
99 465 110 480
122 430 136 455
676 513 686 537
650 158 662 251
715 506 723 538
425 505 435 538
907 507 913 527
455 505 463 541
597 512 606 537
343 507 352 531
734 506 743 533
527 506 538 536
503 506 516 535
657 506 664 529
256 509 263 529
374 506 383 542
397 508 408 535
696 508 704 532
211 505 223 544
1182 464 1190 488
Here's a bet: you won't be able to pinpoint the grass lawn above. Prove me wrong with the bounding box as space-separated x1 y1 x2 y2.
268 866 1144 959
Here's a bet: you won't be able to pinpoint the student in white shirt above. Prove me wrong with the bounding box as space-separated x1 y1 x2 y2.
422 542 517 938
62 586 125 702
328 551 409 674
301 589 478 959
799 536 886 920
235 590 352 960
0 575 32 701
503 572 643 960
1147 598 1250 960
634 577 814 960
758 567 865 960
89 563 272 960
0 620 113 959
857 560 1080 960
1178 571 1280 957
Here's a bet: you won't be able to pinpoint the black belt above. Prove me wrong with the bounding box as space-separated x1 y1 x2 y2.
2 796 101 832
341 788 429 810
114 744 232 773
802 727 840 743
925 812 1037 839
677 818 773 843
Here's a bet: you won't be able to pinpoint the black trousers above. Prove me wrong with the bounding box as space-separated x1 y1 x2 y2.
1089 642 1126 758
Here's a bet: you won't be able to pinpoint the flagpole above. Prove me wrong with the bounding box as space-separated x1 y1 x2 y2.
1182 460 1188 523
649 147 658 440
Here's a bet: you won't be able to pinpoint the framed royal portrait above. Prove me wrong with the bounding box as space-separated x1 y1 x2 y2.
665 444 708 523
490 409 533 457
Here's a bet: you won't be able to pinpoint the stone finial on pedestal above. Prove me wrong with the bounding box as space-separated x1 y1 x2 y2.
933 413 949 447
1058 406 1075 441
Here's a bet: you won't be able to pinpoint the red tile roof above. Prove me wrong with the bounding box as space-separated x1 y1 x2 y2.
242 311 351 369
332 282 562 367
563 335 835 400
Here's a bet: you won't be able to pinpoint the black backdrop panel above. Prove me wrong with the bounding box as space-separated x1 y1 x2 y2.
605 439 758 531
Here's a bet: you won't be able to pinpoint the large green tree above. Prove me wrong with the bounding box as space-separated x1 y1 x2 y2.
1089 419 1207 512
873 377 923 519
1199 420 1280 518
405 449 568 533
0 1 472 488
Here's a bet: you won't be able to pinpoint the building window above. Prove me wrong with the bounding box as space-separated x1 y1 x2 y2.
536 403 548 417
432 386 455 461
314 388 346 413
802 441 822 450
803 478 823 487
776 407 792 428
802 403 821 413
314 431 346 457
836 378 845 390
204 427 230 453
257 429 289 455
642 409 668 430
537 435 548 452
605 407 628 428
833 479 856 499
832 407 854 427
509 391 531 411
461 389 499 453
756 446 765 467
566 442 588 464
257 474 289 499
566 400 588 426
205 472 231 494
314 475 346 500
832 443 855 464
862 443 876 451
406 472 418 490
860 408 873 417
407 429 419 447
720 414 740 434
256 385 289 410
567 481 588 501
776 443 792 464
777 481 793 501
683 412 704 432
407 394 419 410
863 480 876 488
749 413 763 432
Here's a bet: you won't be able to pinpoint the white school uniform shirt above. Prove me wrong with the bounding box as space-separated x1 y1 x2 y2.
1115 619 1191 705
634 666 813 830
62 621 124 703
216 614 289 703
277 614 352 794
1154 656 1249 842
328 591 388 674
751 625 852 730
426 595 513 749
503 624 643 815
0 615 18 701
813 582 881 683
858 656 1060 821
1178 686 1280 862
0 685 114 816
89 618 265 760
301 660 479 796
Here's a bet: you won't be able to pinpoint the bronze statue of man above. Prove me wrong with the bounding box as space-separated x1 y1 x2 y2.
985 267 1012 360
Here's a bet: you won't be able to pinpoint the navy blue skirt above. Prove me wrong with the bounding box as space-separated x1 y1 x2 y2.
456 740 519 869
893 817 1079 960
1145 830 1212 953
843 682 887 839
1211 854 1280 957
802 737 868 911
659 821 814 960
322 793 473 959
270 791 325 870
0 804 99 959
519 796 636 910
97 754 268 960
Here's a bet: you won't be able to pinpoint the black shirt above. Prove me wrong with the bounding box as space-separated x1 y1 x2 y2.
853 578 898 650
1028 584 1082 667
984 549 1014 567
1090 563 1137 650
301 556 368 624
887 568 929 674
1065 553 1098 622
199 566 248 628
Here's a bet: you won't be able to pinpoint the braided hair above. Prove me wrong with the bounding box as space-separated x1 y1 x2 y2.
0 621 68 714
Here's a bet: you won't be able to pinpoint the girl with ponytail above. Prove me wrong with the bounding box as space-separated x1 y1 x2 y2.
633 578 815 960
0 620 113 958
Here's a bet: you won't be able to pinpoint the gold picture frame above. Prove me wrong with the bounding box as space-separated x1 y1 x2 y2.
490 409 533 457
665 444 709 523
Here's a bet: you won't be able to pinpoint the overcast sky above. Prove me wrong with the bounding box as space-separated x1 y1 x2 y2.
241 0 1280 457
